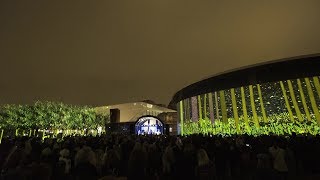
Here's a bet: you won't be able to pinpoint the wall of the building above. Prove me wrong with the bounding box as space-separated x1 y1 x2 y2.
178 76 320 135
95 102 170 123
158 112 178 135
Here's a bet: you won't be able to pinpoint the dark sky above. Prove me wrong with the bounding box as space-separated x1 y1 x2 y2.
1 0 320 106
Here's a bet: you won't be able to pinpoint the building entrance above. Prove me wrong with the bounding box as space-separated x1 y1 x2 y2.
135 116 164 135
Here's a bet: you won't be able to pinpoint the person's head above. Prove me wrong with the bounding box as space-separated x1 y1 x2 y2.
30 163 52 180
41 147 52 162
257 154 271 169
75 146 96 167
197 149 210 166
272 138 281 148
129 142 147 166
104 149 120 170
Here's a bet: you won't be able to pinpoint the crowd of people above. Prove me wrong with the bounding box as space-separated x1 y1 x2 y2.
0 133 320 180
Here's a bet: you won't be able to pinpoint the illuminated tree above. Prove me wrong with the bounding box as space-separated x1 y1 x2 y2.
0 101 104 137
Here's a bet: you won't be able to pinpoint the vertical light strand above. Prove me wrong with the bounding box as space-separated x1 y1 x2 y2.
313 76 320 99
219 90 227 123
186 98 190 120
305 78 320 124
191 96 198 122
249 85 259 127
179 101 184 135
183 99 187 121
287 80 303 121
241 87 250 130
257 84 268 123
297 79 311 121
204 94 207 119
231 88 240 132
214 92 219 120
280 81 295 122
208 93 215 123
0 129 3 144
198 95 202 120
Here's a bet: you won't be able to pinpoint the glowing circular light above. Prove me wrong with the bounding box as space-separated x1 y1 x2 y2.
135 116 164 135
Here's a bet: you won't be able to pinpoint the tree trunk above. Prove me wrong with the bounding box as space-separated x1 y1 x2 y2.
208 93 215 123
287 80 303 121
198 95 202 120
219 90 227 123
241 87 250 131
249 85 259 127
215 92 219 120
0 129 4 144
179 101 184 135
313 76 320 98
280 81 295 122
257 84 268 122
204 94 207 119
231 88 240 132
297 79 311 121
305 78 320 124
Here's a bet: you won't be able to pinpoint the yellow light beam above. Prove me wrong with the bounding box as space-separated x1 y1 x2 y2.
297 79 311 121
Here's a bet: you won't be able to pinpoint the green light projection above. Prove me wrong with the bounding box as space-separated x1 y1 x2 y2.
219 90 227 123
178 76 320 135
257 84 267 123
287 80 303 121
249 85 259 127
179 100 184 135
208 93 214 123
297 79 311 121
313 76 320 98
305 78 320 123
231 88 240 132
241 86 250 130
280 81 295 122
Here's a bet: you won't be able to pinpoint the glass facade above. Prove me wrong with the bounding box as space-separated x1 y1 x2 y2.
178 76 320 135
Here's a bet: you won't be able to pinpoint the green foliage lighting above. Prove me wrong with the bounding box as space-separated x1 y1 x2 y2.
0 101 109 139
182 114 320 136
178 76 320 136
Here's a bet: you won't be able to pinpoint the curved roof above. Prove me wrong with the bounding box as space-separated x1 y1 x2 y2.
95 101 176 122
169 54 320 108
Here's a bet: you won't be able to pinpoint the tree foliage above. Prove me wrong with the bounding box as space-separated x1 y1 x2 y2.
0 101 107 131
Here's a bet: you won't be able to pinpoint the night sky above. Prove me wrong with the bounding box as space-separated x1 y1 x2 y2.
1 0 320 107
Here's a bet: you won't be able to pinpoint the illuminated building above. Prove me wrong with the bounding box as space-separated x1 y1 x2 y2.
95 101 177 134
169 54 320 135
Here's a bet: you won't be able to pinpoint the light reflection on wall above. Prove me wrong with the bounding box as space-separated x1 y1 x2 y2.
178 76 320 135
